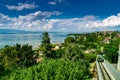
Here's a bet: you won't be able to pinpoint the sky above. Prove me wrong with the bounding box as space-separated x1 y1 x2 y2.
0 0 120 32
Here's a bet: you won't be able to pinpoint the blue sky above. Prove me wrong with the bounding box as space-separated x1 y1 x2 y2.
0 0 120 32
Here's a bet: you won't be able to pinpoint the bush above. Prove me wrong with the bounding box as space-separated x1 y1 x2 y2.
0 44 35 72
4 59 90 80
103 44 118 63
84 53 96 63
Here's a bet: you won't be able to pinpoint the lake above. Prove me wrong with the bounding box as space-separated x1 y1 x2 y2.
0 32 68 49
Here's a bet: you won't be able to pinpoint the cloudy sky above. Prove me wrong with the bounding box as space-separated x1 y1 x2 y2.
0 0 120 32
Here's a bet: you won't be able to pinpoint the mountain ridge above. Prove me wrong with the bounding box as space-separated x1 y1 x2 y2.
0 29 29 34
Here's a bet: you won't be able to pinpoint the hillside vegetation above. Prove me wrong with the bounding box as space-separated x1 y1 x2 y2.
0 31 120 80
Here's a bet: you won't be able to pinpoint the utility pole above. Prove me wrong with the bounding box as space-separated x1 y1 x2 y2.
117 44 120 71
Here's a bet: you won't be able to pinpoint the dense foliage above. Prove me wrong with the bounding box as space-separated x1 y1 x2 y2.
0 44 35 76
3 59 90 80
0 31 119 80
62 43 84 61
84 53 96 63
103 38 120 63
68 31 120 63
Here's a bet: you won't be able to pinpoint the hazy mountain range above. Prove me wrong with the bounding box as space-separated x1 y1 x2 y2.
0 29 30 34
0 29 119 34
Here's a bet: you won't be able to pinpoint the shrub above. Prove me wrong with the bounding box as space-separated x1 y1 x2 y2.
5 59 90 80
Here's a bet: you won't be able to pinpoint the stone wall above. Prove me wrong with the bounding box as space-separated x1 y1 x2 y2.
117 44 120 71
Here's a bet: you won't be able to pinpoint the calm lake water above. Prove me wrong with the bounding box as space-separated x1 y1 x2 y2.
0 32 68 49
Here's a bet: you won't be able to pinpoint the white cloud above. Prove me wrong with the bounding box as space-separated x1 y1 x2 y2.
0 11 62 31
48 0 64 5
48 2 57 5
0 23 4 27
0 12 120 32
18 11 62 21
85 13 120 28
5 3 38 11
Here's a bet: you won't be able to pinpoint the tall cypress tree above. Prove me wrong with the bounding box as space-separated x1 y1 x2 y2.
41 32 51 58
42 32 50 46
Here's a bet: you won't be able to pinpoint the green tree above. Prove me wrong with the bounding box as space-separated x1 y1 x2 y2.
84 53 96 63
41 32 52 58
63 43 84 61
0 44 35 72
64 37 75 44
42 32 50 46
20 44 34 67
104 44 118 63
